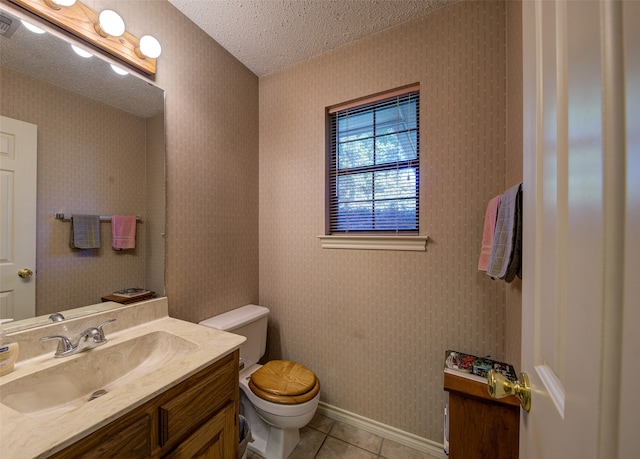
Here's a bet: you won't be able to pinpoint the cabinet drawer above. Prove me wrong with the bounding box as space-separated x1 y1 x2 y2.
159 353 236 447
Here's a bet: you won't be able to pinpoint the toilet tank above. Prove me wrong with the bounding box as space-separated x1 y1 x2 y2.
199 305 270 370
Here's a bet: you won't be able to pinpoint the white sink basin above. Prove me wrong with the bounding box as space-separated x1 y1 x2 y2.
0 331 197 418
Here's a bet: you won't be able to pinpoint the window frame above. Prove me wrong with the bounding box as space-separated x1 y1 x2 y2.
325 85 422 240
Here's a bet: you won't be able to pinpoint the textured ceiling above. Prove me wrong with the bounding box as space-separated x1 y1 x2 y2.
169 0 457 77
1 1 457 116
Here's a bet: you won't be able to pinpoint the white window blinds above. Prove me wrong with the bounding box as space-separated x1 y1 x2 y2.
328 88 420 234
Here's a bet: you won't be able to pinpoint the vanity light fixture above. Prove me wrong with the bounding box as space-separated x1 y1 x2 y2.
95 9 125 37
8 0 159 74
43 0 76 9
136 35 161 59
71 44 92 58
110 64 128 76
20 19 45 33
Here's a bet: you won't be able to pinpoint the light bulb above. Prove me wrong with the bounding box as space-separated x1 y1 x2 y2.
138 35 161 59
44 0 76 9
71 45 92 58
110 64 128 76
96 10 125 37
21 20 45 34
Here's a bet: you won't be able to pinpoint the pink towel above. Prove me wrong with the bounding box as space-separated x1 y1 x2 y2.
111 215 137 250
478 195 502 271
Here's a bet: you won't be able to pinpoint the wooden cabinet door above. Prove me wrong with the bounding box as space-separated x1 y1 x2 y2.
163 402 236 459
158 353 236 448
50 414 151 459
444 373 519 459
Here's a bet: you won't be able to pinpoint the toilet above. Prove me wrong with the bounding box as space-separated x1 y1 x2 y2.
199 305 320 459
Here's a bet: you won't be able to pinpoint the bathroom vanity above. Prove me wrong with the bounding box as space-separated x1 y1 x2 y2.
50 351 238 458
0 298 245 458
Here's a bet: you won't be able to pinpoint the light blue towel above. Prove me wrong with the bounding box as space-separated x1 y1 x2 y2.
69 214 101 249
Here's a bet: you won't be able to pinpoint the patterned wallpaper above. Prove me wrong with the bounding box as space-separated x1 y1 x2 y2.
145 111 166 297
0 67 160 314
259 0 511 441
1 0 259 337
79 0 261 321
1 0 523 446
505 0 523 371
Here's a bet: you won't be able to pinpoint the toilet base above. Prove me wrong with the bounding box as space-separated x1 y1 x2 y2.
241 390 301 459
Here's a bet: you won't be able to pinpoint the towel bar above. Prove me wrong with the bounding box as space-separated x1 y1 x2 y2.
54 213 142 222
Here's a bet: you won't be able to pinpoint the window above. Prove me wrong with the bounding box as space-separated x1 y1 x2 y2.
327 86 420 235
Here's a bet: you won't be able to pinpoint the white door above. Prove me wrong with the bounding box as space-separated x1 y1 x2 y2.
0 116 37 321
521 1 637 458
617 2 640 457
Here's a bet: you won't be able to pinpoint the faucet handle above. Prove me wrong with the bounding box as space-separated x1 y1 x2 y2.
40 335 75 356
93 318 117 341
97 318 117 329
97 319 116 334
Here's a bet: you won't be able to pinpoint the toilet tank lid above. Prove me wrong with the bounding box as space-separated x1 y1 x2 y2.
199 304 269 331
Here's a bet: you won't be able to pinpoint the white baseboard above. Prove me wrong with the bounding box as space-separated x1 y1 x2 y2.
317 402 447 459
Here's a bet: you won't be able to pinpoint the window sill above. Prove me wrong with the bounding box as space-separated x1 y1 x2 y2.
317 235 428 251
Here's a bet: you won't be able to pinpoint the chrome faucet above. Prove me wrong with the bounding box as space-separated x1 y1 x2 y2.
41 319 117 358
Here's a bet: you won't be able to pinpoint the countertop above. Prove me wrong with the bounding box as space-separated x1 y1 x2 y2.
0 298 245 458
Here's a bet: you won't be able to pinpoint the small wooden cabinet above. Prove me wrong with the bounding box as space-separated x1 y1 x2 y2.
51 351 239 459
444 371 520 459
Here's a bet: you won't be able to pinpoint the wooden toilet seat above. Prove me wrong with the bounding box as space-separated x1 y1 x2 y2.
249 360 320 404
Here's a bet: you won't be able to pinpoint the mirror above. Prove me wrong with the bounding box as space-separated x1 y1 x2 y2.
0 5 165 332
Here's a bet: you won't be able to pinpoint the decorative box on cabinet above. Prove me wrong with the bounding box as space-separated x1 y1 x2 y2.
50 350 239 459
444 371 520 459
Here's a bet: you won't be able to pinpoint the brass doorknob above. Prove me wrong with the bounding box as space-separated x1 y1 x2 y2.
487 369 531 412
18 268 33 279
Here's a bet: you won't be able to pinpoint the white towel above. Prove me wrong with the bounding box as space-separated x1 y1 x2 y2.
487 183 522 279
69 214 101 249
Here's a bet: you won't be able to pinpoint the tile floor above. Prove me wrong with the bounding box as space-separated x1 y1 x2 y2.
245 413 442 459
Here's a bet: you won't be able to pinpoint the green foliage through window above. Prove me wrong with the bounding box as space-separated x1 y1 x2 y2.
328 90 420 233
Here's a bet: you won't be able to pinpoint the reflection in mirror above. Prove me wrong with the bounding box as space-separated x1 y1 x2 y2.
0 5 165 331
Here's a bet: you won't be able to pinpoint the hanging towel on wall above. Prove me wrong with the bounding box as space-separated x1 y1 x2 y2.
111 215 137 250
477 194 502 271
486 183 522 281
69 214 101 249
503 187 523 282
